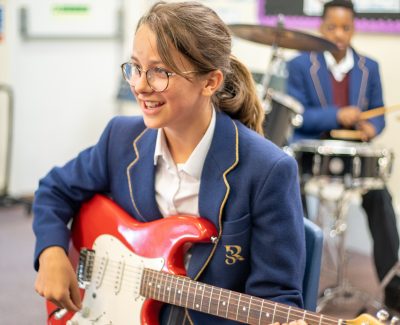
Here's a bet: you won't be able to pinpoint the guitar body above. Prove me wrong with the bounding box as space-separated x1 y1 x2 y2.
46 194 217 325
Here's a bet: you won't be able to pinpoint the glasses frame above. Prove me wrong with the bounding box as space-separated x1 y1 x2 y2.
121 62 198 93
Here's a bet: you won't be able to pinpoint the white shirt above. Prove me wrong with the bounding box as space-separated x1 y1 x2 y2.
153 107 216 218
324 47 354 82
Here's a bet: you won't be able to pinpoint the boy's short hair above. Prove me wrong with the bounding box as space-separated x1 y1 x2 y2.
322 0 356 18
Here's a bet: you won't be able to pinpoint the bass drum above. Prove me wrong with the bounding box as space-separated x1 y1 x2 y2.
263 88 303 147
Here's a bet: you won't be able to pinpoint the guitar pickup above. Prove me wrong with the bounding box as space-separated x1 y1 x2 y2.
77 248 95 289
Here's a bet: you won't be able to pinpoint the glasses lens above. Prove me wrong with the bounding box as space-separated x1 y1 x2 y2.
122 63 140 85
147 67 169 92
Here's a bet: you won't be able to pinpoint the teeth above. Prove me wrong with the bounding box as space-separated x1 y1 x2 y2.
145 101 162 108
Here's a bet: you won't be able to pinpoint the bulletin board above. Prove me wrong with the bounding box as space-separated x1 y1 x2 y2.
258 0 400 33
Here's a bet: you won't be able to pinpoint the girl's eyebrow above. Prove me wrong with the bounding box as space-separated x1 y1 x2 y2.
130 55 164 66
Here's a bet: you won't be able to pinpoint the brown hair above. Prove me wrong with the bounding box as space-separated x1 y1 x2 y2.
136 1 264 135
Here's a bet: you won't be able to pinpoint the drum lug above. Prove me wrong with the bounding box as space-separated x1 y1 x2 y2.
353 156 361 178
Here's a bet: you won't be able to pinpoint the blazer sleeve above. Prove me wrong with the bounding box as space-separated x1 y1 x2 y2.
366 61 385 135
245 153 306 308
32 118 116 270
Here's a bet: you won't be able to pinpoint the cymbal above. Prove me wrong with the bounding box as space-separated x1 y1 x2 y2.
229 24 338 52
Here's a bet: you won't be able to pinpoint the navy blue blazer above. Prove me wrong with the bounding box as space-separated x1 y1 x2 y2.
287 50 385 141
33 111 305 324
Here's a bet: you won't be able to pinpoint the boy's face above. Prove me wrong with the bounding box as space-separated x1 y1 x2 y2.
320 6 355 59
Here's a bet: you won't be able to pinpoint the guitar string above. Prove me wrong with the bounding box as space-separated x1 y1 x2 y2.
146 269 341 325
86 256 341 325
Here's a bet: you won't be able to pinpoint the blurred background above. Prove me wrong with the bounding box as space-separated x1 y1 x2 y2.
0 0 399 323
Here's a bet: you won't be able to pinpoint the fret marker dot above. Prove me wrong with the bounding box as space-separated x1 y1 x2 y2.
178 290 181 294
167 287 170 291
266 313 270 317
148 282 152 286
157 284 161 289
199 286 203 291
243 307 246 311
222 302 226 306
196 304 199 308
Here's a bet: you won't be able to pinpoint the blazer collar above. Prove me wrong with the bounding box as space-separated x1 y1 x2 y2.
312 50 368 108
126 112 239 226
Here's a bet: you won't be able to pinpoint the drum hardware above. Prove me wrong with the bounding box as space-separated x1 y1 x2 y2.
315 186 382 313
291 140 395 313
263 88 304 147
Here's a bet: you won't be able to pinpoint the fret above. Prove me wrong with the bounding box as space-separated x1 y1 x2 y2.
198 283 205 311
193 282 199 310
272 302 277 323
155 269 162 301
207 285 213 314
258 299 264 325
319 313 323 325
287 306 292 323
247 296 252 323
179 276 185 306
161 271 168 302
166 271 173 303
236 293 241 321
216 287 223 316
226 290 232 319
185 278 192 308
302 309 307 321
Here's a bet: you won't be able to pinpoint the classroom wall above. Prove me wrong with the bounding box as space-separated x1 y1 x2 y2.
2 0 400 217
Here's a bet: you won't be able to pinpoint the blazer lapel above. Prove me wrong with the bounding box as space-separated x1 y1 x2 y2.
187 112 239 278
349 51 368 109
126 128 162 222
310 52 332 107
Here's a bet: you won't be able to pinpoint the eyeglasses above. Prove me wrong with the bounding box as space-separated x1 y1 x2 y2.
121 62 197 92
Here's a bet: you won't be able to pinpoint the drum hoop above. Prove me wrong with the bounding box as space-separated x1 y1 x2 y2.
291 139 393 158
266 88 304 114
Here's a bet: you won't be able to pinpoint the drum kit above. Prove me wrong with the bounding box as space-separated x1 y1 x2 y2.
229 23 396 313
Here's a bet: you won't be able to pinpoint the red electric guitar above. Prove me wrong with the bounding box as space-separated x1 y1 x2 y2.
46 194 383 325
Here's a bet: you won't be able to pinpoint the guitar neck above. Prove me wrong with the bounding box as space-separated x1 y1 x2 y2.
140 268 341 325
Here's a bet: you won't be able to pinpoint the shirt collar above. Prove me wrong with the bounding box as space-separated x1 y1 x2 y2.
154 106 216 179
324 47 354 82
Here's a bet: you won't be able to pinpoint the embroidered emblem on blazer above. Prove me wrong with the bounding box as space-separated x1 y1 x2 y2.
224 245 245 265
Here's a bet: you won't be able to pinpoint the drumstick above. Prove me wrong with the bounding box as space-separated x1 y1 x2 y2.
330 129 363 140
359 104 400 120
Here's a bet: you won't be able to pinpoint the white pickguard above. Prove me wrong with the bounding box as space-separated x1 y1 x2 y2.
69 234 165 325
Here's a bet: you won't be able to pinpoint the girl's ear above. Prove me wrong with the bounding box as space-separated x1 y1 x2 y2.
202 70 224 96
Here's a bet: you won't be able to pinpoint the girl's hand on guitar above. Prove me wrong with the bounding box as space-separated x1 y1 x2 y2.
35 246 82 312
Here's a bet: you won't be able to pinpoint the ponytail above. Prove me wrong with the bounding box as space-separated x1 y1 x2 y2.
215 55 264 135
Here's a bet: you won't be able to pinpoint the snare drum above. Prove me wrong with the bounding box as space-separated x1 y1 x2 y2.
263 88 303 147
290 139 393 189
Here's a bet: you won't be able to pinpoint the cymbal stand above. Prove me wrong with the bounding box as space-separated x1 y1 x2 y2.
314 180 381 313
261 15 287 100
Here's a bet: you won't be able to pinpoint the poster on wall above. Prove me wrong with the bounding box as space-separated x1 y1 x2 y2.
259 0 400 33
21 0 121 39
0 5 4 41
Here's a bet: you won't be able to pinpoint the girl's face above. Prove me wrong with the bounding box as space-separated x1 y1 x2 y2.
131 24 220 136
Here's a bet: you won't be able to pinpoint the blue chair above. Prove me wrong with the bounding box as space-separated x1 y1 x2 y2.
302 218 324 311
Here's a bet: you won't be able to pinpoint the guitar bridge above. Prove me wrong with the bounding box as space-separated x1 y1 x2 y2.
77 248 95 289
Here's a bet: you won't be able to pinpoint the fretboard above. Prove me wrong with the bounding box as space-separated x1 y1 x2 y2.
140 268 342 325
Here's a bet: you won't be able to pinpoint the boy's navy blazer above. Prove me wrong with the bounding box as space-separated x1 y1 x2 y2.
33 111 305 324
287 50 385 141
